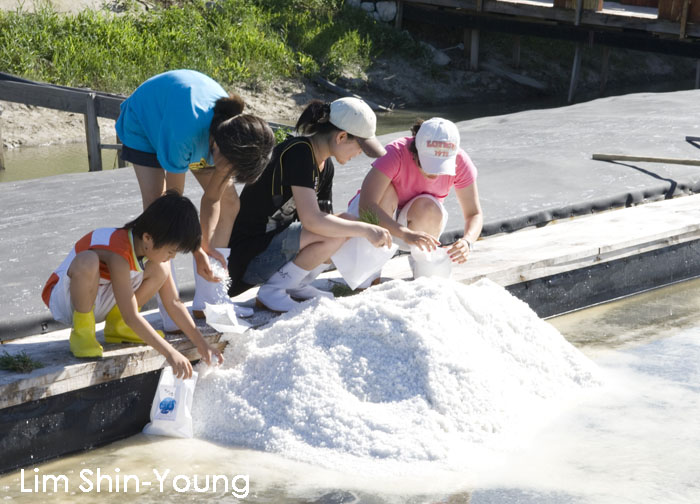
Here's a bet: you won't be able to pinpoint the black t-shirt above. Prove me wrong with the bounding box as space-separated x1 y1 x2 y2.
227 136 334 295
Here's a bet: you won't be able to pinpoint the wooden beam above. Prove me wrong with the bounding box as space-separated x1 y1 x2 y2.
84 93 103 172
0 81 123 119
679 0 690 39
592 153 700 166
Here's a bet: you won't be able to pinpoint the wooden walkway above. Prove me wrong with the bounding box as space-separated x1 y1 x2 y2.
5 192 700 411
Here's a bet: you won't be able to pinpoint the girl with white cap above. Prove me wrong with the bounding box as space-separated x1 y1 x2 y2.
352 117 483 282
226 97 393 312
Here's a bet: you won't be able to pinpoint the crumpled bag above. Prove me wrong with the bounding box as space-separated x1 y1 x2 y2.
143 367 198 438
204 302 251 333
410 246 452 279
331 237 398 290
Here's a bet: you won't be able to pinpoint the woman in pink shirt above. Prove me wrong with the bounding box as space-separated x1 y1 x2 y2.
353 117 483 275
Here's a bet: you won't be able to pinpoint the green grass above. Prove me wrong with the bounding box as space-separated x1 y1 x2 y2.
0 0 425 94
0 350 44 373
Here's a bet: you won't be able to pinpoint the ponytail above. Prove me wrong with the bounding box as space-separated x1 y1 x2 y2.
295 100 341 137
408 118 425 157
209 94 246 137
209 93 275 185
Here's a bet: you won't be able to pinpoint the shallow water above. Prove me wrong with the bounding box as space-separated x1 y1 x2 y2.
1 279 699 503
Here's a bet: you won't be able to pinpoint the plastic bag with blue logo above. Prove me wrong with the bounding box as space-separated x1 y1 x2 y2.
142 366 199 438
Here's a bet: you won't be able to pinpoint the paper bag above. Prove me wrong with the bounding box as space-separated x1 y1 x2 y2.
143 367 198 438
331 237 398 290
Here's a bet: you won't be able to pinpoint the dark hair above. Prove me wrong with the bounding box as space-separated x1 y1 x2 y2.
123 190 201 253
408 118 425 157
295 100 355 140
209 94 276 185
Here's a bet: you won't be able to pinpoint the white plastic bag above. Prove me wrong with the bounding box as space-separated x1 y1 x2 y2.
410 246 452 279
331 237 398 290
143 367 198 438
204 302 251 333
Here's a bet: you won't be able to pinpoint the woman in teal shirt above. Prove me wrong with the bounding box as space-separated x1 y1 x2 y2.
116 69 275 326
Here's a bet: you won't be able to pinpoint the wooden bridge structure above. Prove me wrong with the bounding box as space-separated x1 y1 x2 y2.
395 0 700 101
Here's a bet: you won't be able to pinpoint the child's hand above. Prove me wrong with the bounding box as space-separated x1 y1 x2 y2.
197 342 224 367
167 350 193 379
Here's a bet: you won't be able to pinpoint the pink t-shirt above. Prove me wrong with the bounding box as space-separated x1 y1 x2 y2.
372 136 477 208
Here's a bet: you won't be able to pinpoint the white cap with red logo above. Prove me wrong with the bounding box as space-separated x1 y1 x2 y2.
415 117 460 176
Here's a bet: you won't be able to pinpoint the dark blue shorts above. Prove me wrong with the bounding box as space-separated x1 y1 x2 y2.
120 144 161 169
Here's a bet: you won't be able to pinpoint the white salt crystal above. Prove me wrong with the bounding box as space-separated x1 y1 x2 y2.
193 278 599 473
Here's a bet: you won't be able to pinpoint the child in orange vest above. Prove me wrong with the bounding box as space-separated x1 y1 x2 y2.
42 191 223 377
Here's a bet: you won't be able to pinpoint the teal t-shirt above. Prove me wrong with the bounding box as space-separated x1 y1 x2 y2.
115 69 228 173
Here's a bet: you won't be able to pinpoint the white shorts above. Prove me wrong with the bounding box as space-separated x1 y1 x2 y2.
48 269 144 325
348 193 448 251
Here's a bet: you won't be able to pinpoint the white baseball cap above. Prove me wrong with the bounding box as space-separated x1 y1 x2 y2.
415 117 460 176
329 97 386 158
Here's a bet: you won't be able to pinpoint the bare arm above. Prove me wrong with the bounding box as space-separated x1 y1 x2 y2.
105 254 194 378
196 163 237 278
293 186 392 248
158 269 224 367
359 168 440 250
446 183 484 264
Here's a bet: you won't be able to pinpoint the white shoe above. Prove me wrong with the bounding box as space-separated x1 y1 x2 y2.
256 261 309 313
233 304 254 318
288 284 334 300
287 263 333 300
193 248 231 319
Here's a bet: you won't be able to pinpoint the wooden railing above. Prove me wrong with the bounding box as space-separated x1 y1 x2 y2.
0 77 126 172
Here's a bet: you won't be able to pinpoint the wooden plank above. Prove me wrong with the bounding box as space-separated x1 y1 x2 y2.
0 327 226 410
84 93 103 172
592 153 700 165
377 193 700 289
481 61 548 90
680 0 691 38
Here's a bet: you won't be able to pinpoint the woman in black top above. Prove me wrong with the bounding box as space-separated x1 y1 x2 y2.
228 97 392 312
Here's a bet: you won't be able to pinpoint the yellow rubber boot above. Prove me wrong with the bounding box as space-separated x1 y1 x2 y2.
103 305 165 344
69 310 103 358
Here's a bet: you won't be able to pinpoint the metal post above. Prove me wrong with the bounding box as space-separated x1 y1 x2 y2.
84 92 102 172
600 46 610 94
513 35 521 69
470 30 480 71
568 42 583 103
117 137 126 168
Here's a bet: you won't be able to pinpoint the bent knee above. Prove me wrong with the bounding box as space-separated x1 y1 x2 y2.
68 250 100 277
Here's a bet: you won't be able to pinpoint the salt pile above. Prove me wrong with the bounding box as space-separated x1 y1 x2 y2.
193 277 599 471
